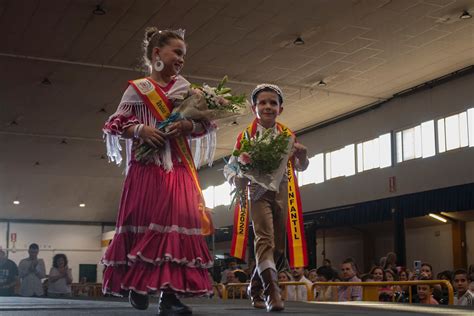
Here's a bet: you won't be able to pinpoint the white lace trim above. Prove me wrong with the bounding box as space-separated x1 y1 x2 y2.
128 252 213 269
115 224 202 236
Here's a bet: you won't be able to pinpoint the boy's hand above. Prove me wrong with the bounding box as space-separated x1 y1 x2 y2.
234 176 248 189
293 143 308 161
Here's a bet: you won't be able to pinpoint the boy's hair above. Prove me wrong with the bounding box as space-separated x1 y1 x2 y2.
251 84 284 106
29 243 39 250
421 262 432 271
453 269 470 281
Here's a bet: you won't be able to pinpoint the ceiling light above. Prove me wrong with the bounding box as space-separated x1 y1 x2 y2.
13 200 20 205
79 203 86 208
231 120 238 126
317 80 327 87
41 78 51 85
93 5 106 15
429 213 447 223
460 10 472 19
293 36 305 45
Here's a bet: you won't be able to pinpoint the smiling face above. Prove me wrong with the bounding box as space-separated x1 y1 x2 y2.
153 38 186 76
372 268 384 281
417 284 431 301
252 90 282 128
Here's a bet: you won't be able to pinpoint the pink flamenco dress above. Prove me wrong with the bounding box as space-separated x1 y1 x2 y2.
101 75 217 297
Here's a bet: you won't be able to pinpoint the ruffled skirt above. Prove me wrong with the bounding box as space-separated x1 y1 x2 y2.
102 161 213 296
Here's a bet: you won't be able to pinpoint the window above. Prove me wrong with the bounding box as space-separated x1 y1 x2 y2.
438 109 472 153
396 120 435 162
357 133 392 172
298 153 324 186
202 182 232 208
325 144 355 180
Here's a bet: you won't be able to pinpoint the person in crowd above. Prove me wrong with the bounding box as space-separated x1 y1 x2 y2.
228 269 248 299
338 258 362 301
369 266 391 301
0 249 18 296
278 270 296 301
323 259 332 268
360 274 374 282
48 253 73 297
221 260 238 284
101 27 215 314
453 269 474 306
224 83 309 312
314 265 337 302
419 262 443 303
437 270 452 282
397 267 411 302
291 267 313 301
384 252 398 274
415 277 438 305
420 262 433 279
370 266 384 282
18 243 46 297
77 276 91 297
308 269 318 283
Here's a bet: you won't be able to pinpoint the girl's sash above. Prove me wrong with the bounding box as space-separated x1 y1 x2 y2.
230 119 308 268
129 78 213 236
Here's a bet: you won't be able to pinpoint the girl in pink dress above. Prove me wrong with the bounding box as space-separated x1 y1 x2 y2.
101 27 215 315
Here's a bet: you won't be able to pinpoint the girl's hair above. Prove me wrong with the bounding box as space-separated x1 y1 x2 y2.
384 269 397 281
142 27 184 70
278 270 293 281
316 265 335 281
52 253 68 268
369 266 384 276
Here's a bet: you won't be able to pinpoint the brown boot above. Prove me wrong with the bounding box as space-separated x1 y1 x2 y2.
248 269 266 309
260 268 284 312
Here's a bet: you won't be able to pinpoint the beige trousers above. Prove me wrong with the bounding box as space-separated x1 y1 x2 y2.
249 181 288 274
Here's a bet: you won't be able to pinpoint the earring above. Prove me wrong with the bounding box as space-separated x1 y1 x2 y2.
153 58 164 72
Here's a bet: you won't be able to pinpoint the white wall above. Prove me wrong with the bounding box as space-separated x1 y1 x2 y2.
0 222 7 250
316 233 364 272
466 221 474 267
0 222 104 282
198 72 474 227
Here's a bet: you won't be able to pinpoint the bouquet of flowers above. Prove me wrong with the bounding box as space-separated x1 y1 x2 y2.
135 76 246 162
227 128 294 206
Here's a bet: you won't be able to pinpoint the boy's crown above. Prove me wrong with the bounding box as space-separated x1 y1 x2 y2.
251 84 284 106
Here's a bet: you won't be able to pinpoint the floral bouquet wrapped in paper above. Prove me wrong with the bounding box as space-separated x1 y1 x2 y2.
135 76 246 162
228 128 294 206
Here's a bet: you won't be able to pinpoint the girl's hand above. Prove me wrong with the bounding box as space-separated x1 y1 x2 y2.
139 125 167 148
167 120 193 138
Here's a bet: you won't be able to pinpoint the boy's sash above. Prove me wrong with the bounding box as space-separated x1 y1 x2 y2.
230 119 308 267
129 78 213 236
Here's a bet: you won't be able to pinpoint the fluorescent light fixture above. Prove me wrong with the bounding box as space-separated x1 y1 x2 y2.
13 200 20 205
429 213 447 223
79 203 86 208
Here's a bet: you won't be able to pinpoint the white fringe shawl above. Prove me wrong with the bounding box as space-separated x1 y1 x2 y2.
104 78 216 173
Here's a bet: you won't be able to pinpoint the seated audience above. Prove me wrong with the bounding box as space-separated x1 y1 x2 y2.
315 265 337 301
278 270 296 301
415 277 438 305
338 258 362 301
291 267 313 301
453 269 474 306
